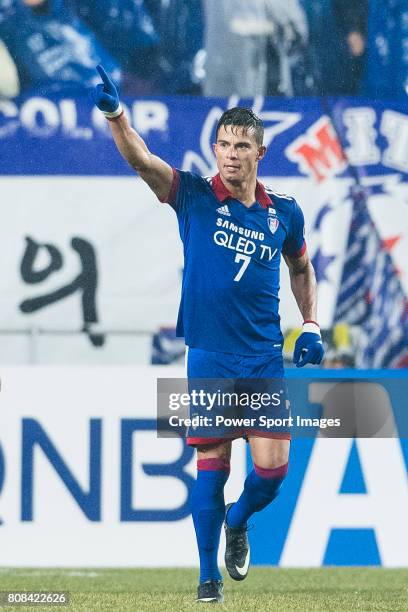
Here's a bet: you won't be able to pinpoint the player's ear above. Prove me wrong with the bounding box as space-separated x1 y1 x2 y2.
257 145 267 161
212 142 217 155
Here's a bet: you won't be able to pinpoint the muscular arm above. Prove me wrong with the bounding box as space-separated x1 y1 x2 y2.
107 113 174 202
284 250 324 366
284 250 317 322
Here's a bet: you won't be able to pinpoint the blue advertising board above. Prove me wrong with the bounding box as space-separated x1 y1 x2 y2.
1 95 408 180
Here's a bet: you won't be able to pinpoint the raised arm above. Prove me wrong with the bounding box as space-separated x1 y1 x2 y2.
93 65 174 202
284 250 324 367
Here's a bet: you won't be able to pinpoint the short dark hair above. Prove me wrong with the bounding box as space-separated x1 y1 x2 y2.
216 107 264 146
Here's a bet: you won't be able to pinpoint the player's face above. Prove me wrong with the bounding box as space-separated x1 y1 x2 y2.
213 125 266 184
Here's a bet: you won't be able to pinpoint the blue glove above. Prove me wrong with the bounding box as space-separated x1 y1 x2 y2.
93 65 122 117
293 322 324 367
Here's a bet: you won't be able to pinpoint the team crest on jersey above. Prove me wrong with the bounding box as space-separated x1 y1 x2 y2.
267 207 279 234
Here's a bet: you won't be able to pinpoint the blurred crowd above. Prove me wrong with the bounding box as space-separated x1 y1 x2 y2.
0 0 407 98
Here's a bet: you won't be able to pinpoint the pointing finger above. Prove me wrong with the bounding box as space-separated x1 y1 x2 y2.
96 65 110 86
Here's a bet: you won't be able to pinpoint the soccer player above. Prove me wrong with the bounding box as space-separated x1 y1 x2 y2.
93 66 324 604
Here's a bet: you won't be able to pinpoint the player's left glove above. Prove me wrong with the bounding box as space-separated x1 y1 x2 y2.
293 321 324 367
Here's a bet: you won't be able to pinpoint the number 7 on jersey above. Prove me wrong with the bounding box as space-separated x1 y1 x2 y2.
234 253 251 281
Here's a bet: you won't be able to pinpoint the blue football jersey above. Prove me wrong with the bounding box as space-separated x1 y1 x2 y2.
162 170 306 355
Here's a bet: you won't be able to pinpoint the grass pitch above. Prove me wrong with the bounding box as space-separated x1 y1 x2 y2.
0 567 406 611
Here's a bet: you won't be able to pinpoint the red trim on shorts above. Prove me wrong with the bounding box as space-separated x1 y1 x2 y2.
254 462 288 479
197 458 230 472
187 430 291 446
159 167 180 204
187 436 239 447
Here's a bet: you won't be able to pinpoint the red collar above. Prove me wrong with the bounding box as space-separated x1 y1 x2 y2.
211 173 272 208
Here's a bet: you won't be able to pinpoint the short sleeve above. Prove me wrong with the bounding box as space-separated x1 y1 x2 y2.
282 199 306 258
159 168 207 214
158 167 180 206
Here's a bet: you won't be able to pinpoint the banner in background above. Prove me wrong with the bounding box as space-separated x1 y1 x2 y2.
1 95 408 179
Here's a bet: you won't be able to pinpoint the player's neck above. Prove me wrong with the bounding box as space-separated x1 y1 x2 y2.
221 176 257 207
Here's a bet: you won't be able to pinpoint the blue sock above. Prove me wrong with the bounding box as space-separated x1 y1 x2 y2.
191 458 230 583
227 463 288 529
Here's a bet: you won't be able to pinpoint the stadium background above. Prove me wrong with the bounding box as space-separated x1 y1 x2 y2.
0 0 407 576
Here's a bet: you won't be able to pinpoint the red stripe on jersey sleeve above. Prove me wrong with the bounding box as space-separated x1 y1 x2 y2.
287 240 307 258
158 167 180 205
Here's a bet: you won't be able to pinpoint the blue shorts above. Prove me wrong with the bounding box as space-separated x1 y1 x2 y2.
187 346 284 379
186 347 291 445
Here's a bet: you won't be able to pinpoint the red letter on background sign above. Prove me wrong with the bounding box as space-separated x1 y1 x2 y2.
287 118 346 182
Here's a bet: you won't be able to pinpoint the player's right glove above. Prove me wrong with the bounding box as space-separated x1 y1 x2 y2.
92 65 123 119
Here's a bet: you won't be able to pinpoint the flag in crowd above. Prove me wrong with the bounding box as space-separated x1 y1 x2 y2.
334 186 408 368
